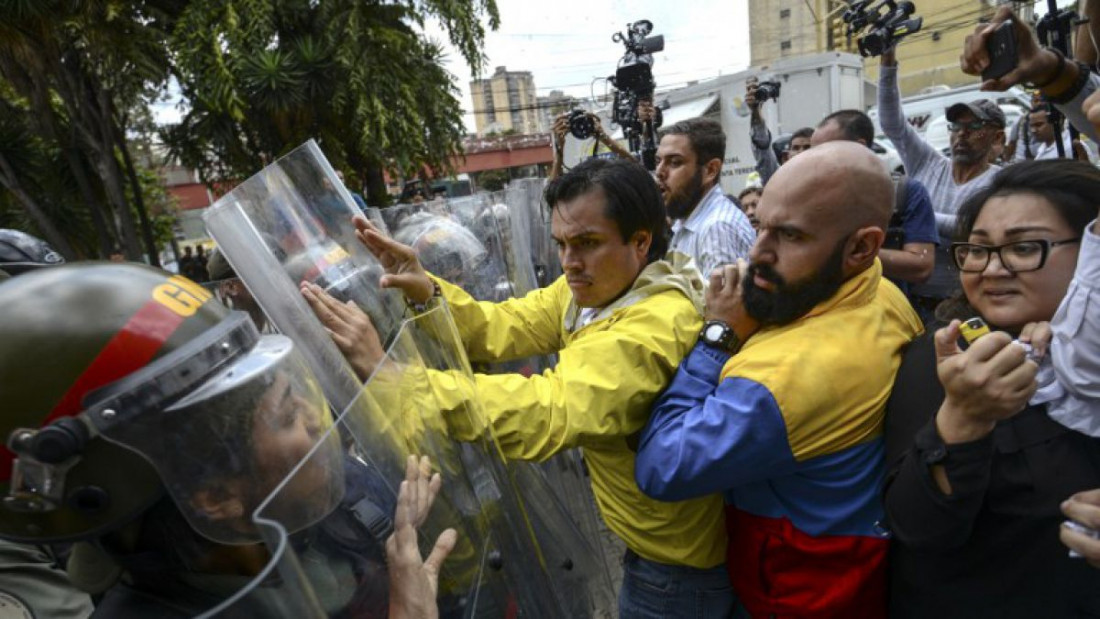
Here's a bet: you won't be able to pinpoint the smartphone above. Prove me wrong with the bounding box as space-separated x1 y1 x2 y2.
958 317 991 349
982 21 1018 81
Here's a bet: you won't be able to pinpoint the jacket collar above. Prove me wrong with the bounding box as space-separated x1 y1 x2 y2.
564 254 705 333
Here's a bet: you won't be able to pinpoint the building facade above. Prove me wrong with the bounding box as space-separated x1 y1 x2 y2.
535 89 579 132
470 66 541 135
749 0 1017 97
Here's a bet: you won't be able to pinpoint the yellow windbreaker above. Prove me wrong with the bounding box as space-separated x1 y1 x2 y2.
430 259 727 569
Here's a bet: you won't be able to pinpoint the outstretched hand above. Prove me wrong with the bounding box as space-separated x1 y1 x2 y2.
353 216 435 304
386 455 457 619
300 281 384 381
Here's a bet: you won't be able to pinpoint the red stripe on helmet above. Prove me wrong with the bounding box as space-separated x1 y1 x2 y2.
1 300 188 481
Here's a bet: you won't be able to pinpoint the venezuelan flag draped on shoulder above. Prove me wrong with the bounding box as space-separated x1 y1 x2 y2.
637 258 923 617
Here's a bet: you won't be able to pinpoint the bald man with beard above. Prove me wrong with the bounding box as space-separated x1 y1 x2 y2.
636 142 923 618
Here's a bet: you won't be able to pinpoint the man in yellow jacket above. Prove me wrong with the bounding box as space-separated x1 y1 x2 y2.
305 158 732 618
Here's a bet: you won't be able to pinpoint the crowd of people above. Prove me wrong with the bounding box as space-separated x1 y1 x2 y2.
2 4 1100 618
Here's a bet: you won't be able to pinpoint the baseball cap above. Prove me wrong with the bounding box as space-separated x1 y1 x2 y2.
946 99 1007 128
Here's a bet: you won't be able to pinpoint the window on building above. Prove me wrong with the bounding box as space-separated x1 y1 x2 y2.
780 40 792 51
780 8 790 18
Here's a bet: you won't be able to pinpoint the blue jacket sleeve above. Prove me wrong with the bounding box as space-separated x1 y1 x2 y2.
635 343 799 501
901 179 939 246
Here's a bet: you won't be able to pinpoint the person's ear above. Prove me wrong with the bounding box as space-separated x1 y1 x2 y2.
703 158 723 186
631 229 653 258
847 226 886 269
190 483 247 522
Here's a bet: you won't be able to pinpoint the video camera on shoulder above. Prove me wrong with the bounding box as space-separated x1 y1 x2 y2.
608 19 665 170
842 0 923 57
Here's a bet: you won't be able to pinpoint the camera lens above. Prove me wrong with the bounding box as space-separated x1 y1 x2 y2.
568 110 596 140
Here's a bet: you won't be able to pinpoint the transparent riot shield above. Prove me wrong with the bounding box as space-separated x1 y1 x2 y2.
204 141 403 406
171 309 610 617
490 184 539 298
497 179 609 571
405 304 615 617
203 143 611 616
370 192 611 601
506 178 561 288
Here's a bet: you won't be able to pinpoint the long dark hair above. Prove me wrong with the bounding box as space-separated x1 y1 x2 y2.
936 159 1100 322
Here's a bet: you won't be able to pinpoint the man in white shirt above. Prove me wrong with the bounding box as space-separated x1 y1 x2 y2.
1015 109 1091 161
655 117 755 278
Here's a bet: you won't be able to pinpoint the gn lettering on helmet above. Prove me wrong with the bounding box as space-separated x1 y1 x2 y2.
152 276 213 317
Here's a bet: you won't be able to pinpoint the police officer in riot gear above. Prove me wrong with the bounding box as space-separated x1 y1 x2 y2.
0 228 65 280
0 263 452 618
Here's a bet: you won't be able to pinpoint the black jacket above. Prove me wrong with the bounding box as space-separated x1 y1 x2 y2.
884 332 1100 618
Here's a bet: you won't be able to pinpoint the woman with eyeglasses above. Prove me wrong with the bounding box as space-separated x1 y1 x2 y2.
882 159 1100 618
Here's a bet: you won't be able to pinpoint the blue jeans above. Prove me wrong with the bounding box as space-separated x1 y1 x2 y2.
618 549 738 618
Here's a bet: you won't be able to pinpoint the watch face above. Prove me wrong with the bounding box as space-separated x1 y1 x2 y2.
704 323 727 343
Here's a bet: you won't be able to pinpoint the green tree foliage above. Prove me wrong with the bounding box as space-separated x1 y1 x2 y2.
163 0 499 206
1 0 497 260
0 0 183 262
476 168 509 192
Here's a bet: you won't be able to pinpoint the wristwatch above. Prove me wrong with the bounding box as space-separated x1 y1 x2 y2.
700 320 741 354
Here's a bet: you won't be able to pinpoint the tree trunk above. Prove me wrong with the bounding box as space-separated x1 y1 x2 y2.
113 117 161 267
363 160 390 207
24 75 116 256
90 86 142 260
64 144 115 256
55 54 142 260
0 151 78 259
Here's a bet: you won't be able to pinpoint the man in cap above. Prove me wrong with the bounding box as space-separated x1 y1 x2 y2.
878 48 1006 316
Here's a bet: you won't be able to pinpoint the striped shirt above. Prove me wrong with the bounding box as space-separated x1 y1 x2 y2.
668 185 756 279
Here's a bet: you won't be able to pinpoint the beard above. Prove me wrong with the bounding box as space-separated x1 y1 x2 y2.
951 142 989 165
665 167 707 219
742 237 848 326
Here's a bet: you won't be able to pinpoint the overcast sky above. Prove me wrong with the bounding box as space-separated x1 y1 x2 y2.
427 0 753 131
152 0 753 131
150 0 1075 131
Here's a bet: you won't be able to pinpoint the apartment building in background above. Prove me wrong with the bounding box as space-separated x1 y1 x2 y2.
470 66 541 135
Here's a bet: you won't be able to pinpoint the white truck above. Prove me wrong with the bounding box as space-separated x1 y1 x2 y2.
562 51 868 194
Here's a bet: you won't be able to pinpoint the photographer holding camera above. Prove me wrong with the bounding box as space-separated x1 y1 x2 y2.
746 77 813 186
549 110 636 180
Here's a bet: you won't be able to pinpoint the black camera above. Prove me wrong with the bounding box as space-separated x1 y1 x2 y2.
568 109 597 140
755 80 781 103
608 19 665 170
842 0 923 57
